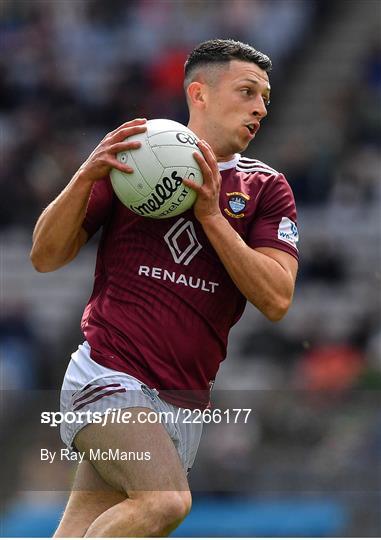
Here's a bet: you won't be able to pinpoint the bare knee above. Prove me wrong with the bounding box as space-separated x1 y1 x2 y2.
160 490 192 522
145 490 192 535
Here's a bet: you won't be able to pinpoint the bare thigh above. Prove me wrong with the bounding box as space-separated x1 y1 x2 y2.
74 406 189 495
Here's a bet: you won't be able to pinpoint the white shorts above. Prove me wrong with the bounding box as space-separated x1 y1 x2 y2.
60 341 203 473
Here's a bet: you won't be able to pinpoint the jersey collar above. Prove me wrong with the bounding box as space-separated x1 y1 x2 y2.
218 153 241 171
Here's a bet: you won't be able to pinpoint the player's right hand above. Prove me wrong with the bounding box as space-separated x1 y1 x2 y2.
77 118 147 184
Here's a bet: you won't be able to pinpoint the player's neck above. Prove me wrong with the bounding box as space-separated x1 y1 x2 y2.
187 121 234 163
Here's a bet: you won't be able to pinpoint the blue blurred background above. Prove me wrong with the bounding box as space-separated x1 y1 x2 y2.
1 0 380 537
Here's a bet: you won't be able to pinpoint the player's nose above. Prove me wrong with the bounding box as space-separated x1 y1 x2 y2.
252 96 268 120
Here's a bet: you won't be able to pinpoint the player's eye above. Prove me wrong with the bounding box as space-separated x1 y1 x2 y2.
240 88 252 96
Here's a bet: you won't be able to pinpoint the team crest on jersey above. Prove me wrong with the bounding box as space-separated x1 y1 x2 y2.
224 192 250 218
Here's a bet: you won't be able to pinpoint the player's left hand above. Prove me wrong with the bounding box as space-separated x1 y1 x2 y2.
183 140 222 224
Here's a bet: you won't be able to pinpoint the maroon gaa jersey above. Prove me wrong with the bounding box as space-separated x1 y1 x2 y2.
81 154 299 408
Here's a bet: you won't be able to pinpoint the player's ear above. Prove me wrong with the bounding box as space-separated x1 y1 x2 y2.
187 82 207 109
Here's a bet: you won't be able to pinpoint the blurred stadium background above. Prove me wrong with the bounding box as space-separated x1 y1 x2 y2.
1 0 380 537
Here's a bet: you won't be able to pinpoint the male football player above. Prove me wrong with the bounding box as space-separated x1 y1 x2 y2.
31 39 298 537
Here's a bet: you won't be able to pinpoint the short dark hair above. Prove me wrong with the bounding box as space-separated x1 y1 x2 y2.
184 38 272 87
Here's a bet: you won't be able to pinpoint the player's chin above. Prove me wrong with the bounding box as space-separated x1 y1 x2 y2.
236 138 251 153
236 133 254 152
225 134 250 155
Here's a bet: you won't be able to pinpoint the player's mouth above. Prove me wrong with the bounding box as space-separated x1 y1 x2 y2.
245 122 259 138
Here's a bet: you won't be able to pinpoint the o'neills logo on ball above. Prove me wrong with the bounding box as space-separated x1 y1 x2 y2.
176 132 198 146
130 171 186 217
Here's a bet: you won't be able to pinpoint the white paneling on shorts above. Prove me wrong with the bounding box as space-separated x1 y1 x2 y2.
60 341 203 473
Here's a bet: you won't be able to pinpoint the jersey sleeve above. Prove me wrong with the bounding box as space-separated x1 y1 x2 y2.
82 176 114 238
247 173 299 260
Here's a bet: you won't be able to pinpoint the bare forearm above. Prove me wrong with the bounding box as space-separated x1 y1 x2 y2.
31 172 93 272
201 215 294 320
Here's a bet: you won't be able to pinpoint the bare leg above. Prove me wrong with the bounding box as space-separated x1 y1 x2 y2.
84 490 191 538
57 407 191 537
54 460 125 537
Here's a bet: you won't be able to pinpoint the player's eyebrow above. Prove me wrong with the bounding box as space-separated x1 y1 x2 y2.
239 78 271 92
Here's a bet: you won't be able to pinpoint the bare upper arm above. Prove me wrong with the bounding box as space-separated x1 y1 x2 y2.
254 246 298 284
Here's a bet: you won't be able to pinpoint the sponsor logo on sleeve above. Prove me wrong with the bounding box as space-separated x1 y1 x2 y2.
224 192 250 219
277 217 299 248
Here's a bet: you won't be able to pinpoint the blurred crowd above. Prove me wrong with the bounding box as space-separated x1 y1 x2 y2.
1 0 380 536
0 0 317 229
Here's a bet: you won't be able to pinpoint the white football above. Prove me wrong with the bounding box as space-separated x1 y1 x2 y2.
110 119 203 219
